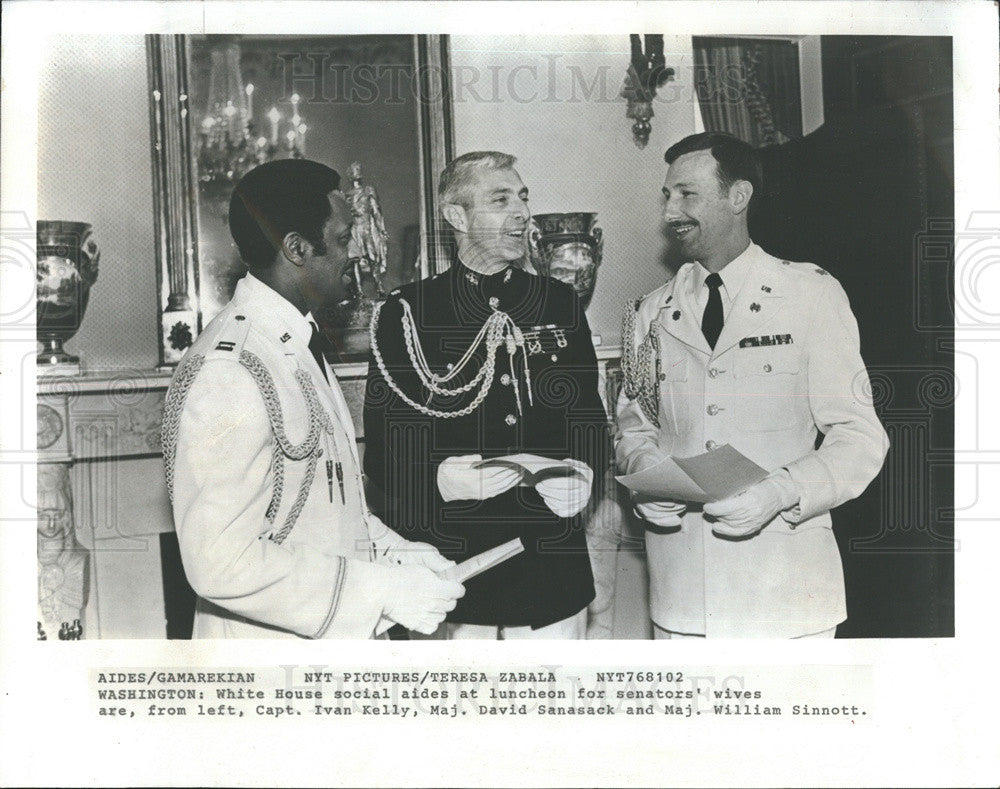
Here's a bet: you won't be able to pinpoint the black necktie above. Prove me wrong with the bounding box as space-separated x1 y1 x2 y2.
308 323 330 383
702 272 724 350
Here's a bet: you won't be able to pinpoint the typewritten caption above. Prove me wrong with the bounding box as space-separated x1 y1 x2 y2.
90 665 872 722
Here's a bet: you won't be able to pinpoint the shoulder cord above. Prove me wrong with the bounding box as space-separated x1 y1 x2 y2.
238 350 334 545
620 301 662 428
370 297 532 419
161 350 335 546
162 353 207 502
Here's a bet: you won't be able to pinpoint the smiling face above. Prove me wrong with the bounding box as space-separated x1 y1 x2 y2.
300 193 355 311
662 149 743 265
450 167 530 272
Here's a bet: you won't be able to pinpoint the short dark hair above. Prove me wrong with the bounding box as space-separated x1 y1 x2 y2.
229 159 341 270
664 132 762 194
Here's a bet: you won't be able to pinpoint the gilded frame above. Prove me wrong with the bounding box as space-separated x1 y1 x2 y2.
146 34 454 367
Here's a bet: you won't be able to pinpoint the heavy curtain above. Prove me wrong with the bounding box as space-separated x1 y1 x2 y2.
693 36 803 148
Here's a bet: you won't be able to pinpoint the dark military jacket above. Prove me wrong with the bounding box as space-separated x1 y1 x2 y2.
363 260 607 628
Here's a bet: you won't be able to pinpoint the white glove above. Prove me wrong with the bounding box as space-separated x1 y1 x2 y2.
378 540 455 573
437 454 521 502
634 499 687 527
381 564 465 635
703 472 800 537
535 459 594 518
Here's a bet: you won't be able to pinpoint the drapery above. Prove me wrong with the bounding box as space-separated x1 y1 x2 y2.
693 37 803 148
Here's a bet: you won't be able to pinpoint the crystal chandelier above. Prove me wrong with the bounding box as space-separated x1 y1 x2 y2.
197 40 309 185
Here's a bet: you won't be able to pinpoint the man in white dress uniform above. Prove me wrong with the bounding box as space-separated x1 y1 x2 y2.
162 159 464 638
615 133 888 638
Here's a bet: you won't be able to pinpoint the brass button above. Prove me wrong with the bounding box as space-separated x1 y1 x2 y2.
658 372 666 381
763 363 772 373
706 404 719 416
505 414 517 426
500 373 512 386
550 354 558 362
708 367 719 378
705 440 718 451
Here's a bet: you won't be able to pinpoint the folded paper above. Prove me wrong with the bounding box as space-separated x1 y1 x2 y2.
615 443 768 503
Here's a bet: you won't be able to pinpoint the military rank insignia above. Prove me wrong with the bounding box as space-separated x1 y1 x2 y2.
739 334 793 348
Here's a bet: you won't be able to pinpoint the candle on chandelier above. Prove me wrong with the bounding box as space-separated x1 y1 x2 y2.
267 106 280 145
245 83 254 122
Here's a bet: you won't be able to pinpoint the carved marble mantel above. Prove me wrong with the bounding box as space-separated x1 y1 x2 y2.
36 348 626 639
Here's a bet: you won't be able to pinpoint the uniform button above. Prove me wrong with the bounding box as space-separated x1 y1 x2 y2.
658 373 666 381
500 373 512 386
505 414 517 426
708 367 719 378
763 363 772 372
706 404 719 416
446 363 454 371
705 440 718 451
550 354 558 362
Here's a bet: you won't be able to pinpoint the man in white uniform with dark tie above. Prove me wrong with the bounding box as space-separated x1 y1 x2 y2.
616 132 889 638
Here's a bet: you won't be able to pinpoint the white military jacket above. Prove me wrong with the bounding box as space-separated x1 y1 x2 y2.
163 274 403 638
616 243 889 637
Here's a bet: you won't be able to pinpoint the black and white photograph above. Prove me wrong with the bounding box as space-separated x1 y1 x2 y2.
1 1 998 787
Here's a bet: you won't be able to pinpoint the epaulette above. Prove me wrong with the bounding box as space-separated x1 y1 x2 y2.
204 310 253 361
779 259 832 278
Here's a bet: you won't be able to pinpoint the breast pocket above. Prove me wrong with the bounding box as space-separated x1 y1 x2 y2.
659 352 691 435
530 351 583 411
731 347 804 432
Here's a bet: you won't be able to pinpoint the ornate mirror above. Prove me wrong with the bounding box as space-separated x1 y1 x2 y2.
147 34 453 366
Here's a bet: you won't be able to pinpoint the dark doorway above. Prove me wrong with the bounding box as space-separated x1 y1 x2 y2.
751 36 954 637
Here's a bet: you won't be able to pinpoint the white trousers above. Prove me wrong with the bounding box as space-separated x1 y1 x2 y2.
653 623 837 639
445 610 587 640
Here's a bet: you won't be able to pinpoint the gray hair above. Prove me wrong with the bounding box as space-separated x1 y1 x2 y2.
438 151 517 209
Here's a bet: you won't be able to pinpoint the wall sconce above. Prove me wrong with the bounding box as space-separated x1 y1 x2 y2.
620 34 675 148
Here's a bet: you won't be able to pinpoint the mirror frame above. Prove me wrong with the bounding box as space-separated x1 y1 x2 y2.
146 33 454 367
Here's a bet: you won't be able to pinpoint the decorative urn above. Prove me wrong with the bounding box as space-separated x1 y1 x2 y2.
530 212 603 310
36 221 100 368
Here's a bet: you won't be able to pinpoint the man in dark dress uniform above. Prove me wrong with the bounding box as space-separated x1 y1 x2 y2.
364 151 608 638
